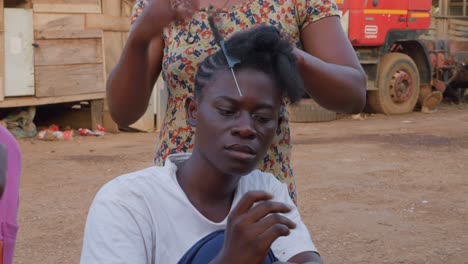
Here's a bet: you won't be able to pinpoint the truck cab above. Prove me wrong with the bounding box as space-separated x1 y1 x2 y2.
336 0 437 114
338 0 431 46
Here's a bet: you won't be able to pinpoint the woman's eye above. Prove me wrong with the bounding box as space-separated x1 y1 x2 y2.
252 114 273 123
218 108 236 116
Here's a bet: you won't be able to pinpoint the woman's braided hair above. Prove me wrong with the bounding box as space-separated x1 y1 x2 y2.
194 21 304 104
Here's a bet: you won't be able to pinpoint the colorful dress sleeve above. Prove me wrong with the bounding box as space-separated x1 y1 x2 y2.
296 0 340 30
131 0 150 25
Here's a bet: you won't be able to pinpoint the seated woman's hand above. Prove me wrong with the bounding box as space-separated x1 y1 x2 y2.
212 191 296 264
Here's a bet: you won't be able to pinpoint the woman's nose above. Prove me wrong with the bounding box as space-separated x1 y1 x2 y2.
231 112 257 139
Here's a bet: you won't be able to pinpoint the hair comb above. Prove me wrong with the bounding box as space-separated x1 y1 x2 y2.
207 11 243 96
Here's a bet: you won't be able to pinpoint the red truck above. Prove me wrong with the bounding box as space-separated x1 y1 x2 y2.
335 0 468 114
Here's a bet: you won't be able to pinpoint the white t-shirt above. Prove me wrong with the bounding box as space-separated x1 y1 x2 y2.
80 154 317 264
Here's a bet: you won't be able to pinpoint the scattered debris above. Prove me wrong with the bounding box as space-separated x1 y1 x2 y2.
422 107 438 114
78 125 105 137
36 124 106 141
37 125 73 141
351 114 366 120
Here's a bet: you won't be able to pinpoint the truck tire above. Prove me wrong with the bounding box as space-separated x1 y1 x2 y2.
288 99 336 123
368 53 420 114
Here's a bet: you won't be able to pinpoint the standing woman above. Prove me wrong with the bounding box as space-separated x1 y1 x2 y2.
107 0 366 202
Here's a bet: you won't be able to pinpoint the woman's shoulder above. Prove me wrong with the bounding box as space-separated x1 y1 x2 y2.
288 0 340 29
239 170 287 193
96 166 172 202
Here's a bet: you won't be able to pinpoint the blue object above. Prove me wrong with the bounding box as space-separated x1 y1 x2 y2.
178 230 279 264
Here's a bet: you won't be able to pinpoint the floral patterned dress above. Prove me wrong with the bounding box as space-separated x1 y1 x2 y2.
131 0 339 202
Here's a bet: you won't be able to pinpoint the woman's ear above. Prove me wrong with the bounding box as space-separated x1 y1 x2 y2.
185 96 198 127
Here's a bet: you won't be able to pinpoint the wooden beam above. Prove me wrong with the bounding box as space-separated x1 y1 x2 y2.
448 29 468 38
0 0 4 30
102 31 124 77
34 13 85 32
0 93 105 108
35 38 103 66
449 23 468 31
32 0 102 14
100 0 124 132
449 18 468 26
85 14 130 32
90 99 104 130
35 28 102 39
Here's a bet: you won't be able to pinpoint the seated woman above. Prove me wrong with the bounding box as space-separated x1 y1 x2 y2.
80 25 321 264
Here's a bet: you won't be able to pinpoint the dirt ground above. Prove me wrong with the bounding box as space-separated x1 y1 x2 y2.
13 104 468 264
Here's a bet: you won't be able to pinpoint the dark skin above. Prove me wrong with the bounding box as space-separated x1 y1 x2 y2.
176 68 322 264
107 0 366 126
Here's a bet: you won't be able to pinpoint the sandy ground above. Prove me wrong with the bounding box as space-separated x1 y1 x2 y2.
12 104 468 264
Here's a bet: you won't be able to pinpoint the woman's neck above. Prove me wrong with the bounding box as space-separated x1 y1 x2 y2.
176 150 240 222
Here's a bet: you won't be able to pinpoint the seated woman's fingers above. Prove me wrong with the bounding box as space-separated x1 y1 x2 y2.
229 191 273 220
245 200 292 224
254 213 296 235
256 220 294 250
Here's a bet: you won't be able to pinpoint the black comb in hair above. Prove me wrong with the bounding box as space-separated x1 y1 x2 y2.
207 10 242 95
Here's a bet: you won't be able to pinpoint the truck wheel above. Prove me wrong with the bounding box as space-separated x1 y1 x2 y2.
288 99 336 123
368 53 420 114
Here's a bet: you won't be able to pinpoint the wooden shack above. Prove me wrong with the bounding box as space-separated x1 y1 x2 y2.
0 0 133 130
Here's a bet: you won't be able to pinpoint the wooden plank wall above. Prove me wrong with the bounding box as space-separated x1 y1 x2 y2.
33 0 102 14
32 0 105 97
30 0 130 99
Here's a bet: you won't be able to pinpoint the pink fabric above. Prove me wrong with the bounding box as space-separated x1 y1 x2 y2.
0 126 21 264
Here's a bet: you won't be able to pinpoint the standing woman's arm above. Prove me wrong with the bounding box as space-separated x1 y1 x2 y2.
107 0 199 126
295 14 367 114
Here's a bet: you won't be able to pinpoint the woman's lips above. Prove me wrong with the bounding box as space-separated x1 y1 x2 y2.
224 144 257 160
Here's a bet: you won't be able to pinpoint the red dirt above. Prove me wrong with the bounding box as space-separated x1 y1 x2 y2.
14 104 468 263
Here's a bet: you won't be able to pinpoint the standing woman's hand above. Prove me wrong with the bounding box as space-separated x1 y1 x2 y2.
136 0 200 32
210 191 296 264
